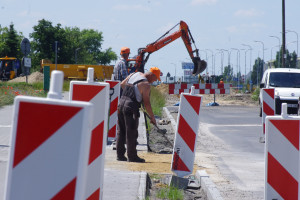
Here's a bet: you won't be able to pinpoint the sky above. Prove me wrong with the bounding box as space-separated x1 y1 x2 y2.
1 0 300 77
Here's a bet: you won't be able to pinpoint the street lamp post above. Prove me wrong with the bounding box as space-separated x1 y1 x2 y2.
221 49 231 82
75 48 80 64
231 48 240 87
271 45 280 67
269 36 281 68
171 63 177 82
206 49 214 77
286 30 298 57
242 49 248 83
242 44 252 83
254 41 265 86
216 49 224 75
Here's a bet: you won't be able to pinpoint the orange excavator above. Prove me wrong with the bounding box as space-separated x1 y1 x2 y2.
128 20 207 75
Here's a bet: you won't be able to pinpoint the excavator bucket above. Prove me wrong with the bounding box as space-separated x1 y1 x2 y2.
192 57 207 76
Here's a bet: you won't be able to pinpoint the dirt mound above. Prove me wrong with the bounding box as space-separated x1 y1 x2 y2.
155 83 169 95
8 72 44 84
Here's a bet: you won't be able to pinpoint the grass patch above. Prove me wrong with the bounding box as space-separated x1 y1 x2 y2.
156 185 184 200
150 86 166 117
63 80 71 91
251 88 260 101
0 82 47 107
143 86 166 131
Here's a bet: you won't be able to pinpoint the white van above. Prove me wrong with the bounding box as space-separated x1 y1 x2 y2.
259 68 300 116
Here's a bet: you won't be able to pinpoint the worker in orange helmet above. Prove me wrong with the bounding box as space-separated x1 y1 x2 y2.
219 78 224 84
116 67 160 163
113 47 130 82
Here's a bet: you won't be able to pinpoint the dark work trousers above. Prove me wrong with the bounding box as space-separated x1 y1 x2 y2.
116 106 139 160
116 78 145 160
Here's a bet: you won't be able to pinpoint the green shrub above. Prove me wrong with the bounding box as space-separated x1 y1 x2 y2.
251 88 260 101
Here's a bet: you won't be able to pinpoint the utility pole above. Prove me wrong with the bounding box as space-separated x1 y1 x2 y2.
282 0 286 68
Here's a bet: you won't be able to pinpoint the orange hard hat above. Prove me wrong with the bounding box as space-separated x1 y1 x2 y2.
150 67 161 81
120 47 130 55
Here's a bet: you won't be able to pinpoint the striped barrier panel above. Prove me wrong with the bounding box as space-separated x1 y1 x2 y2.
265 103 300 200
70 68 110 200
171 87 202 177
262 88 275 142
4 71 93 200
169 83 231 95
105 80 120 141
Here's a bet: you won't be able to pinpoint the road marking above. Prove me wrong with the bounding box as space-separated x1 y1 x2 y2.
0 125 12 128
209 124 261 127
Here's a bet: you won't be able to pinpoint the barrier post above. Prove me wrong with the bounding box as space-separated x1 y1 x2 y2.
4 71 93 200
105 80 120 141
265 103 300 199
261 88 275 143
171 86 202 177
70 68 110 200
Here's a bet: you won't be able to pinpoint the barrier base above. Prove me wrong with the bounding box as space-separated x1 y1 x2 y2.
169 175 189 190
206 102 219 106
259 136 265 143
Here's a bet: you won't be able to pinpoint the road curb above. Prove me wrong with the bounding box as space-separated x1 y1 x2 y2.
163 107 177 132
137 171 148 200
196 170 223 200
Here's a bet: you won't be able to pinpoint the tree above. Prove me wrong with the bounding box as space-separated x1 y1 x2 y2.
251 57 264 85
30 19 117 71
0 23 23 58
274 47 298 68
222 65 233 82
30 19 67 71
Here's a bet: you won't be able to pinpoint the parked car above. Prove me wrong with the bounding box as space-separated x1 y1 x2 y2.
259 68 300 116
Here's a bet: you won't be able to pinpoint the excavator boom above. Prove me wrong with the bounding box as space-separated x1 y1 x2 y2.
129 21 206 75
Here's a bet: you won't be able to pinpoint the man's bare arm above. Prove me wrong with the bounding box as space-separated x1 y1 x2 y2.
140 82 156 125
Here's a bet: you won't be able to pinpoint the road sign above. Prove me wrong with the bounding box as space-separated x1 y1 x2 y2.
182 62 194 70
24 58 31 68
20 38 31 56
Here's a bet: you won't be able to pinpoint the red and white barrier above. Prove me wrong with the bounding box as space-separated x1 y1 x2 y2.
5 71 93 200
265 103 300 200
171 87 202 177
70 68 110 200
105 79 120 141
169 83 231 95
261 88 275 142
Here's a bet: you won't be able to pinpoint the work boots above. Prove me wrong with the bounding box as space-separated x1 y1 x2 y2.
117 155 128 161
128 156 145 163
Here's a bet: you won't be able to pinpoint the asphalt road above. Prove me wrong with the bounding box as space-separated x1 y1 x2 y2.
168 104 265 200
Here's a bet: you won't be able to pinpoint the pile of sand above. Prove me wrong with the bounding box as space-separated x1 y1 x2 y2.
8 72 44 84
155 83 169 95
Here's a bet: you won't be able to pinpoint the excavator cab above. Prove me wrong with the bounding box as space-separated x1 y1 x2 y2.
192 56 207 76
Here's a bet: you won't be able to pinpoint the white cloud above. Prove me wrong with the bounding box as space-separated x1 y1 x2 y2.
234 9 264 17
190 0 217 6
226 23 266 33
226 25 238 33
113 4 151 12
